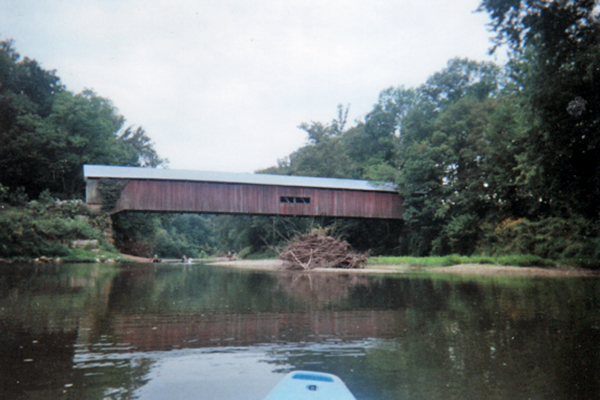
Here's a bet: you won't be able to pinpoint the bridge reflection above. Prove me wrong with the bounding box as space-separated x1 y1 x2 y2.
111 309 406 352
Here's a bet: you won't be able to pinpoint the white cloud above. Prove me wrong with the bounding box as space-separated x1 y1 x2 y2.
0 0 498 173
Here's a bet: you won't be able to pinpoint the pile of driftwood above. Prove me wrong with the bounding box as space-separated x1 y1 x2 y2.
278 232 367 270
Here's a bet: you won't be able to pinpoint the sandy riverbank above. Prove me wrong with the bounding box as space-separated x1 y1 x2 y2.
428 264 599 277
118 254 599 277
120 254 201 263
208 259 403 273
207 259 599 277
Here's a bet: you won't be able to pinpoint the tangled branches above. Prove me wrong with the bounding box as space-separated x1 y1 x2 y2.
278 231 368 270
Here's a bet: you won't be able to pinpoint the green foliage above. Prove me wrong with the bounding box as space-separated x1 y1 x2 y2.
110 212 217 258
152 216 215 259
260 106 361 179
0 197 111 258
0 40 165 200
5 186 29 206
118 126 167 167
153 228 190 258
478 216 599 262
479 0 600 218
98 179 129 212
369 254 557 268
6 15 600 263
363 161 400 184
437 214 480 255
492 255 555 268
395 58 507 256
214 215 313 254
0 209 68 258
369 255 463 267
236 246 254 259
324 218 405 256
258 42 600 262
110 212 159 257
244 248 278 260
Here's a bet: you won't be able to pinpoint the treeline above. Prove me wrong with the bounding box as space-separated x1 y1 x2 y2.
0 39 169 258
0 40 165 200
257 1 600 264
2 0 600 265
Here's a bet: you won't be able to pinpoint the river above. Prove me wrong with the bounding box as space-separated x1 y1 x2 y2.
0 262 598 399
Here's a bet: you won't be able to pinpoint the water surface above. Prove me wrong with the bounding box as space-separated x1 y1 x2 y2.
1 262 598 399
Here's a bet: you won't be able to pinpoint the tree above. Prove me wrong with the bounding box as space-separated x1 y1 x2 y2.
259 105 360 179
0 40 65 196
118 126 167 168
0 40 63 123
343 88 417 171
396 58 505 254
420 58 502 108
477 93 533 219
0 40 165 199
479 0 600 217
4 89 141 198
151 214 216 258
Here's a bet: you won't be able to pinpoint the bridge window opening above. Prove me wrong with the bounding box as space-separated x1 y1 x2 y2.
280 196 311 204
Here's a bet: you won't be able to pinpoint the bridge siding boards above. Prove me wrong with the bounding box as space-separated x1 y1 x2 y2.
101 179 402 219
84 165 403 219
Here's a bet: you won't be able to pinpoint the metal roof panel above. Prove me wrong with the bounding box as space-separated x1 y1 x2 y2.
83 165 397 192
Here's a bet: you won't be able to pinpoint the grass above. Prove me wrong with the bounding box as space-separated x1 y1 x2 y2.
368 254 559 268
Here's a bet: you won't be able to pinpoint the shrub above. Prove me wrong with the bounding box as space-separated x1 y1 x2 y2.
236 246 253 259
120 239 154 258
0 197 108 258
478 216 598 262
494 254 555 267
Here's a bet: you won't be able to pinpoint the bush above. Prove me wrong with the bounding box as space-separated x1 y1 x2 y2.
0 198 107 258
494 254 555 267
478 216 598 262
198 250 209 259
119 239 154 258
152 227 204 258
236 246 254 259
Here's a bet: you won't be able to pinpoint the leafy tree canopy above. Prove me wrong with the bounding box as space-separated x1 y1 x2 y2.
479 0 600 217
0 39 165 199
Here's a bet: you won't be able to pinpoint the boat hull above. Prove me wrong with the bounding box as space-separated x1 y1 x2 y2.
263 371 357 400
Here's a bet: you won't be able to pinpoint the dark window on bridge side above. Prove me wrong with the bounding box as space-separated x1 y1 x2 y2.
280 196 311 204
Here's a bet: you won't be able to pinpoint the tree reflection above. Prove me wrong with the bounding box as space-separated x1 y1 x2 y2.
275 272 371 308
0 263 152 400
0 263 598 400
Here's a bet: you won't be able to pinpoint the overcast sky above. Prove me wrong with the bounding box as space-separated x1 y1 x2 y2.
1 0 502 173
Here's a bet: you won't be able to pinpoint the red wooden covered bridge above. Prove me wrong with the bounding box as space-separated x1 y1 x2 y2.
84 165 403 219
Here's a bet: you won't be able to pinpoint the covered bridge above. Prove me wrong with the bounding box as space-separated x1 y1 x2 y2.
84 165 403 219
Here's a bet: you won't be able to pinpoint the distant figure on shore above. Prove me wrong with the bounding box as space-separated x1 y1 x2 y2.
181 255 189 263
152 254 161 263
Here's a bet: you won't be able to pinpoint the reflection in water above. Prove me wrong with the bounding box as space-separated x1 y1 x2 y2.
110 309 405 351
275 272 371 307
0 263 598 400
127 349 284 400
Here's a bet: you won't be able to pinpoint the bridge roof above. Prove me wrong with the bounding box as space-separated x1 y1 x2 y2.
83 165 397 192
